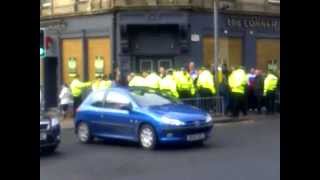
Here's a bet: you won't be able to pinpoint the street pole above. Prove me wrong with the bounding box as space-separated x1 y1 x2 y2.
213 0 219 83
213 0 219 92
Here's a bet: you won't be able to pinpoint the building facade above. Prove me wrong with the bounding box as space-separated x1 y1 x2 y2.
40 0 280 88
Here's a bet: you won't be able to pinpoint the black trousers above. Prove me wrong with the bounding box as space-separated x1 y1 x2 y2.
73 96 82 116
266 91 276 114
198 88 214 112
248 89 257 110
256 95 264 113
178 90 194 105
231 92 247 117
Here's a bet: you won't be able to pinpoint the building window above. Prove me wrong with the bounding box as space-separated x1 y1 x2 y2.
267 0 280 5
202 36 242 69
256 39 280 72
41 0 52 7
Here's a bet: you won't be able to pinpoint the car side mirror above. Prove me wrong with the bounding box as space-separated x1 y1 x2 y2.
121 103 132 112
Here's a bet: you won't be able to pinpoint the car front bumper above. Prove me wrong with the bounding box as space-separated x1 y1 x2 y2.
158 124 213 143
40 127 61 149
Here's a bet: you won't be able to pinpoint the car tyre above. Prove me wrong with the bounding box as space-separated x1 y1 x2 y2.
139 124 157 150
77 122 93 144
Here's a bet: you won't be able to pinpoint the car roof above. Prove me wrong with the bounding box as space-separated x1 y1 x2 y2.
89 87 162 98
92 87 130 95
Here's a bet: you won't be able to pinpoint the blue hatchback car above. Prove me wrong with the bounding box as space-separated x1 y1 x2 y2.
75 87 214 150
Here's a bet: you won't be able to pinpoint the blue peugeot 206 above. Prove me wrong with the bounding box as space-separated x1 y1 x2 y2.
74 87 214 150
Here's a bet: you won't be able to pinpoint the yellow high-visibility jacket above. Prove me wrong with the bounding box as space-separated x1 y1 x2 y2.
174 71 195 95
159 75 179 98
145 73 161 89
92 80 112 91
264 73 278 96
128 76 146 87
70 78 91 97
197 70 216 95
228 69 247 94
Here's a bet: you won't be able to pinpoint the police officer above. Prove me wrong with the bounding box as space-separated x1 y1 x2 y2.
128 73 146 87
197 67 216 111
92 74 103 91
174 68 195 102
145 71 161 90
93 74 112 90
70 74 91 116
228 66 248 118
100 74 112 89
159 69 179 98
264 69 279 114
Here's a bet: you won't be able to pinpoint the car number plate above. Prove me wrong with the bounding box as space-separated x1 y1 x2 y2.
187 133 205 141
40 132 47 141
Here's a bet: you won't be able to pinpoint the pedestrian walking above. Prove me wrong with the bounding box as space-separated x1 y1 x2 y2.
58 83 73 118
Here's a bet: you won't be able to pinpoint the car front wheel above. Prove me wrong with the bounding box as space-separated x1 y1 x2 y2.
77 122 93 144
139 124 157 150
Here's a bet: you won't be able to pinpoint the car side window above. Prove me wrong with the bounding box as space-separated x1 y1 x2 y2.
105 91 131 110
90 91 105 108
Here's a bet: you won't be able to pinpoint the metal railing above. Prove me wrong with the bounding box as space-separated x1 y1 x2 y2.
180 96 225 117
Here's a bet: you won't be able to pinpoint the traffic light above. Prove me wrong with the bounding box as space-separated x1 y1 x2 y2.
40 29 45 57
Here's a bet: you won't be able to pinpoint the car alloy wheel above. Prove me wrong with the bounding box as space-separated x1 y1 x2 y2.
77 122 92 143
139 124 156 150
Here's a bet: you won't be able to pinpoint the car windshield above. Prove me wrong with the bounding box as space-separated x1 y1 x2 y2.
130 89 179 107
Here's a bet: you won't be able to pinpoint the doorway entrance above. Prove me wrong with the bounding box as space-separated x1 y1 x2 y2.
136 57 174 73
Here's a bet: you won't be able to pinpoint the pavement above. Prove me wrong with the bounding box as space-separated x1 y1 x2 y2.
40 114 280 180
56 113 279 129
46 107 279 129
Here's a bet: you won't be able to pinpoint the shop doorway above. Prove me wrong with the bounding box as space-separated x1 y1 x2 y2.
136 57 173 73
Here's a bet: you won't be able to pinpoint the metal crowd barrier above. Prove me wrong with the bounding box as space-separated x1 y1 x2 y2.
180 96 225 117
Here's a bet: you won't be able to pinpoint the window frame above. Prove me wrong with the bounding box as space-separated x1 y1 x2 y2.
89 90 107 108
104 91 134 111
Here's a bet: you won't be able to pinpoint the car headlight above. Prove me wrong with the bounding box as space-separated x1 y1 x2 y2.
206 114 213 123
51 118 60 127
161 116 185 126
